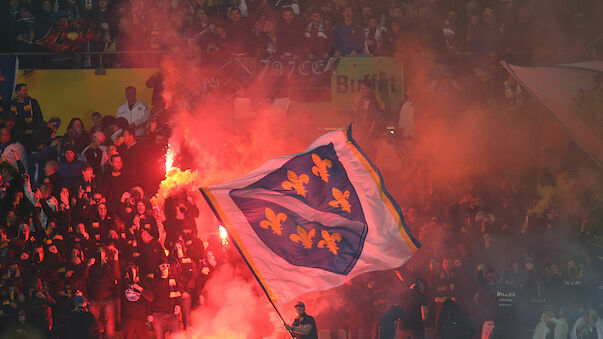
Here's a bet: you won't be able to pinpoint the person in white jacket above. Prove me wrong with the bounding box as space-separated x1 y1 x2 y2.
116 86 150 137
533 313 553 339
534 311 570 339
570 307 603 339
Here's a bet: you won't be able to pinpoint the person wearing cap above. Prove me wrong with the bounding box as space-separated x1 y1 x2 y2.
121 265 152 339
400 278 429 339
62 295 102 339
58 145 84 186
148 257 182 339
137 227 165 277
284 301 318 339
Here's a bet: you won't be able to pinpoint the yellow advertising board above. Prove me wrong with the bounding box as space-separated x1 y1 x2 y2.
17 68 157 134
331 57 404 113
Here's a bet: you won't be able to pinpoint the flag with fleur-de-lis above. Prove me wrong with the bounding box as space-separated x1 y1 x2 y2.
200 126 420 302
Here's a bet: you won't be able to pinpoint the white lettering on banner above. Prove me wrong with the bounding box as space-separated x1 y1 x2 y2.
496 291 517 297
256 59 331 77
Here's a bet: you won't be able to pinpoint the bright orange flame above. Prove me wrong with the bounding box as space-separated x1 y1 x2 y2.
219 225 229 245
165 144 175 173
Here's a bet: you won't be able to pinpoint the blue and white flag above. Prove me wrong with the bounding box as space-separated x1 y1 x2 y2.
201 127 420 302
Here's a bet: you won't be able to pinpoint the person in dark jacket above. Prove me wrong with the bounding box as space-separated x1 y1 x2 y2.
148 258 182 339
437 299 474 339
10 83 44 148
401 278 429 339
62 295 101 339
85 245 120 339
121 265 152 339
62 118 90 154
333 6 364 56
58 146 84 187
374 304 405 339
285 301 318 339
137 228 165 278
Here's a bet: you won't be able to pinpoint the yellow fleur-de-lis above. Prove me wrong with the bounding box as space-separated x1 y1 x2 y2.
281 170 309 197
328 187 351 212
289 225 316 249
259 207 287 235
311 154 333 182
317 230 342 255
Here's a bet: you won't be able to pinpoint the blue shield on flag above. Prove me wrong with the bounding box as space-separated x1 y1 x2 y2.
201 126 420 302
230 143 367 275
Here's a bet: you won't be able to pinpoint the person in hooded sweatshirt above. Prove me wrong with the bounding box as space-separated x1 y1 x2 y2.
373 304 404 339
121 265 152 339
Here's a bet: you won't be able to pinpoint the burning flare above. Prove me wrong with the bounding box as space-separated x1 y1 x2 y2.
219 225 229 246
165 144 176 173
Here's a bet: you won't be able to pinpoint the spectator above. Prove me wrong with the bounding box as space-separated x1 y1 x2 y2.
89 112 104 136
15 4 38 52
81 131 108 176
224 7 251 55
121 265 151 338
39 160 65 198
570 307 603 339
437 299 474 339
63 118 91 154
85 246 120 339
62 295 101 339
62 0 83 20
116 86 150 137
363 15 387 56
120 128 143 172
533 312 553 339
1 0 20 52
100 154 131 206
137 227 165 277
304 9 332 60
333 6 364 57
23 178 58 232
257 18 277 59
0 127 28 172
10 84 44 148
276 8 304 60
476 8 503 55
71 162 98 203
351 80 386 134
148 258 182 339
35 0 55 39
133 199 159 240
58 146 84 187
373 304 404 339
400 279 429 339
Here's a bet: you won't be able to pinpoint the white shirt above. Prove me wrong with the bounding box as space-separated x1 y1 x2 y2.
116 99 150 136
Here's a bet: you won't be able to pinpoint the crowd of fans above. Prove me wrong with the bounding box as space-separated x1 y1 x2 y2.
0 0 602 338
1 0 600 67
0 82 227 338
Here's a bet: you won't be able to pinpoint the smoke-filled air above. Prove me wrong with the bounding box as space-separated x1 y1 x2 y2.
0 0 601 337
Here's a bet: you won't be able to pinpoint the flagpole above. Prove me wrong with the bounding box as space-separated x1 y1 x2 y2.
228 234 296 339
199 188 295 339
